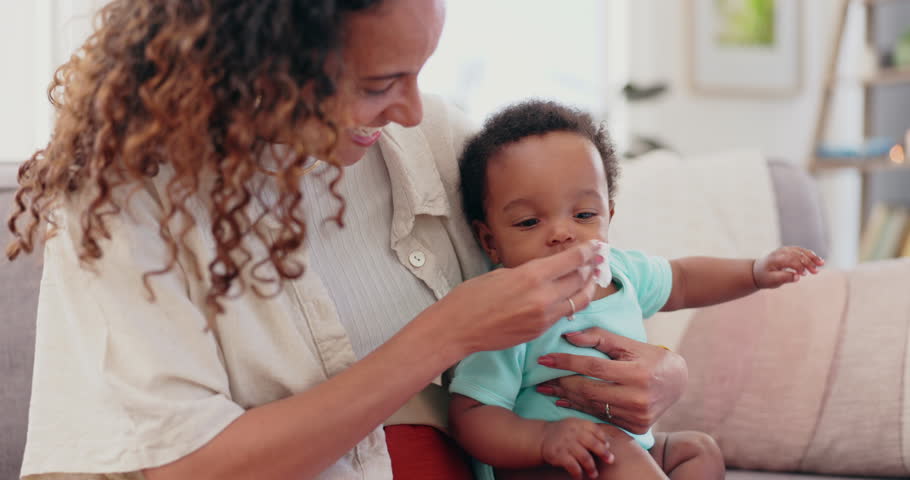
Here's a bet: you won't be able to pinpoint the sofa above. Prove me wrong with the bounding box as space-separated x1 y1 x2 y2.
0 153 906 479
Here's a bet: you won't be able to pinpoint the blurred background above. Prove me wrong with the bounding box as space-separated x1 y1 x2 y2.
2 0 909 269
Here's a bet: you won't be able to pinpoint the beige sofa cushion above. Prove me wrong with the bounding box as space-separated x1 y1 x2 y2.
660 259 910 477
612 149 781 351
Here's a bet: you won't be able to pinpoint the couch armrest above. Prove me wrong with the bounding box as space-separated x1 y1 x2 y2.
767 159 829 258
659 258 910 477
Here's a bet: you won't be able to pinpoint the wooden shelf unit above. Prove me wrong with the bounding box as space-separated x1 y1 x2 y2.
810 0 910 231
812 156 909 172
863 67 910 86
862 0 906 6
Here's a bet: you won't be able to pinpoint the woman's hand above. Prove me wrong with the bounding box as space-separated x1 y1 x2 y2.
534 328 688 435
426 240 605 359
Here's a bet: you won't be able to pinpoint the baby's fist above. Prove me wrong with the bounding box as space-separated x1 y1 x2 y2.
753 246 824 289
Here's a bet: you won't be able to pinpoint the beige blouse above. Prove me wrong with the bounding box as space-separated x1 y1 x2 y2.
20 95 488 480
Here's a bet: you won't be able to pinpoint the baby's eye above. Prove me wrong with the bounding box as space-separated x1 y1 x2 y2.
575 212 597 220
514 218 539 228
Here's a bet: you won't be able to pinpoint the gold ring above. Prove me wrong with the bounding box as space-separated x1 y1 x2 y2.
657 344 672 351
567 297 576 321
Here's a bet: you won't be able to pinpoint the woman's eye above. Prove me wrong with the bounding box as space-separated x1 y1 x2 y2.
575 212 597 220
362 83 395 96
514 219 539 228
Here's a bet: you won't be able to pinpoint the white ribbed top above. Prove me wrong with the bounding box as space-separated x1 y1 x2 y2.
301 147 446 359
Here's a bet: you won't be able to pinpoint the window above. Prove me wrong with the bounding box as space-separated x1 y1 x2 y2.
420 0 625 140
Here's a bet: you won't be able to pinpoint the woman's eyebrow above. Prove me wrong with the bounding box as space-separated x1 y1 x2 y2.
361 72 408 81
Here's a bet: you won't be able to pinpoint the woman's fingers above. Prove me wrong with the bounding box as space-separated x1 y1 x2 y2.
544 328 642 372
440 242 605 354
547 275 598 321
561 327 637 357
540 350 638 385
522 241 603 321
548 376 645 432
536 331 689 432
531 239 605 280
554 391 649 434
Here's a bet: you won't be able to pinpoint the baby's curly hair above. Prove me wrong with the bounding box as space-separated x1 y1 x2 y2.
459 100 619 227
6 0 381 325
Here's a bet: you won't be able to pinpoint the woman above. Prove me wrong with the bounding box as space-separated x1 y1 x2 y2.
7 1 687 479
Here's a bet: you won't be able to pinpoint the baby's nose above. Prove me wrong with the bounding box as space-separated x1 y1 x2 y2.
547 228 576 246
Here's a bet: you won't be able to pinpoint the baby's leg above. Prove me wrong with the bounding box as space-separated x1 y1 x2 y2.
497 425 667 480
649 431 725 480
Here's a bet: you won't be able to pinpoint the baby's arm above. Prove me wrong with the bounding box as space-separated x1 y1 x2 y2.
661 246 824 311
449 394 613 479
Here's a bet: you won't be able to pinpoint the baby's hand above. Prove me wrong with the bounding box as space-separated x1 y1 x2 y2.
752 246 825 289
540 418 614 479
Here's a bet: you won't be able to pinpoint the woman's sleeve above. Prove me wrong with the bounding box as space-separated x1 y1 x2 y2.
20 189 244 479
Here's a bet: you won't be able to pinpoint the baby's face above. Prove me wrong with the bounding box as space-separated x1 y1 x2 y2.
476 131 612 268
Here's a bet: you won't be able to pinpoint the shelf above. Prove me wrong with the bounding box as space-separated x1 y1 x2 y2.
864 68 910 86
812 156 910 173
860 0 910 6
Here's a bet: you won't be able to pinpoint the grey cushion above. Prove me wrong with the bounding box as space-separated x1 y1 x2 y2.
0 188 41 480
767 159 830 258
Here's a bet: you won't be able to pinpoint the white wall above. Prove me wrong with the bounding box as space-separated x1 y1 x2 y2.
421 0 622 140
625 0 861 164
624 0 864 267
0 0 100 187
0 4 47 168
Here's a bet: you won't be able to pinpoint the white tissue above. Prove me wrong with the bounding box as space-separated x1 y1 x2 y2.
595 242 612 288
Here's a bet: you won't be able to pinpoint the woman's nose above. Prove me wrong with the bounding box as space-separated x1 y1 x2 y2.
385 77 423 127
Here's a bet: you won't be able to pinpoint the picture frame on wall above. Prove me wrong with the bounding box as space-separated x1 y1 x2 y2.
688 0 802 97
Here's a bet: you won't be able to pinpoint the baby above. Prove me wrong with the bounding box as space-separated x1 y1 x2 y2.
448 100 824 480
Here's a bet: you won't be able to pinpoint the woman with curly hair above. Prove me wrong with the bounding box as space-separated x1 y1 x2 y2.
7 1 688 479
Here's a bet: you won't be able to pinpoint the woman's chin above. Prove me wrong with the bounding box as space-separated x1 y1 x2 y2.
334 142 369 166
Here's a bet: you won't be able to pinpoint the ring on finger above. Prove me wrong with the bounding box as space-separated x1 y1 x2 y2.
604 403 613 421
567 297 576 321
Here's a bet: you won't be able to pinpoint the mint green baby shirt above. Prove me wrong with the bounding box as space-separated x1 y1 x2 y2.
449 248 672 478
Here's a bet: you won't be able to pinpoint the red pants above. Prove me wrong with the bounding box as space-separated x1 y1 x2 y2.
384 425 474 479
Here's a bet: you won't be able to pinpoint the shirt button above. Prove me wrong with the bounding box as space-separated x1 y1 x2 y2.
408 251 426 268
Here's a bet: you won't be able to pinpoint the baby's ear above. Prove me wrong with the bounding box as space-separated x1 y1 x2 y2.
608 201 616 221
472 220 500 265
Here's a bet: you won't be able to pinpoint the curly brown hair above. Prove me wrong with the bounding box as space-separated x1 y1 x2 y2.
6 0 381 325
